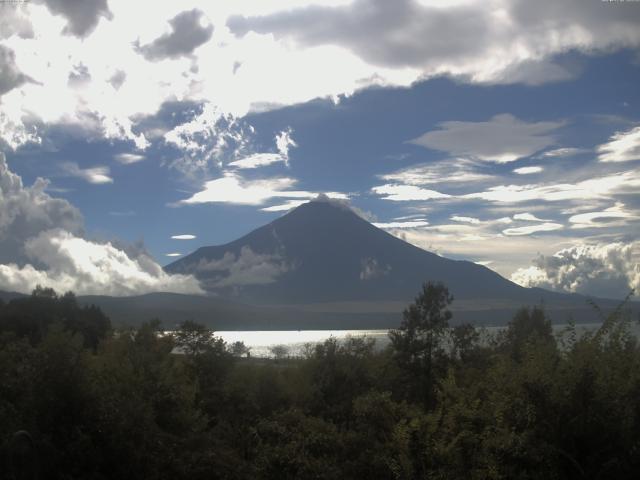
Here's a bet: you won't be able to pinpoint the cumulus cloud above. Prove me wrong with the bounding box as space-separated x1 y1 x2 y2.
0 153 202 295
0 153 83 265
0 46 30 97
0 229 202 296
597 125 640 163
409 114 561 163
191 246 290 287
511 242 640 299
62 162 113 184
40 0 112 37
136 9 213 61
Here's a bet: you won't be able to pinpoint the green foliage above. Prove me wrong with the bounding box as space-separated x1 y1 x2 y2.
1 286 639 479
389 282 453 407
0 286 110 349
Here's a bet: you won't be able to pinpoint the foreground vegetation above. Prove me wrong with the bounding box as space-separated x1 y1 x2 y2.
1 284 639 479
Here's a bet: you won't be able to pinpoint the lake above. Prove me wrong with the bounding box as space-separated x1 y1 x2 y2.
216 322 640 358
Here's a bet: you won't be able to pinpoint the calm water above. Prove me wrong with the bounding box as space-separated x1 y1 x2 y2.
216 322 640 358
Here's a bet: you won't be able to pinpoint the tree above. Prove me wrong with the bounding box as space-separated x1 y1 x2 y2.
503 306 553 361
229 341 251 358
269 344 290 360
450 323 479 363
389 282 453 406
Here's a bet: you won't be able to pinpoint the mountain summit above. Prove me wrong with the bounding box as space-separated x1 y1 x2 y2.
165 200 530 305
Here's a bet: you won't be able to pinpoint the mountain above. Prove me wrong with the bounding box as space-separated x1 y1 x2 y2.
166 200 530 304
164 200 634 327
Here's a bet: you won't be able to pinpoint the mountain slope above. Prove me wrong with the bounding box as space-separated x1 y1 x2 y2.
166 200 544 304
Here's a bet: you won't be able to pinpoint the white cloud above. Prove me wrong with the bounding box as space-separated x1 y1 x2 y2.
465 169 640 203
0 228 202 296
511 242 640 298
4 0 640 153
568 202 637 229
540 147 586 158
192 246 290 287
62 162 113 184
0 152 83 264
178 173 298 205
228 127 297 169
166 252 182 257
373 219 429 229
0 153 202 296
513 212 550 222
597 125 640 163
178 172 347 206
502 222 563 236
379 160 494 186
275 127 297 158
513 166 543 175
450 215 481 224
171 234 197 240
371 184 451 201
115 153 145 164
409 114 561 163
260 200 307 212
228 153 285 169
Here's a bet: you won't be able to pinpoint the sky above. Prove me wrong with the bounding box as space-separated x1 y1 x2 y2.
0 0 639 299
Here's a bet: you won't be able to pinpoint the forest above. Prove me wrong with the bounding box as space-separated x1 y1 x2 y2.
1 283 639 479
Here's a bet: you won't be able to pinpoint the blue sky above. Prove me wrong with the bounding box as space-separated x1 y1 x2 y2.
0 0 639 298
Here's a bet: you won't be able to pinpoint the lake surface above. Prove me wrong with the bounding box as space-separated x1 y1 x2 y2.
217 322 640 358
